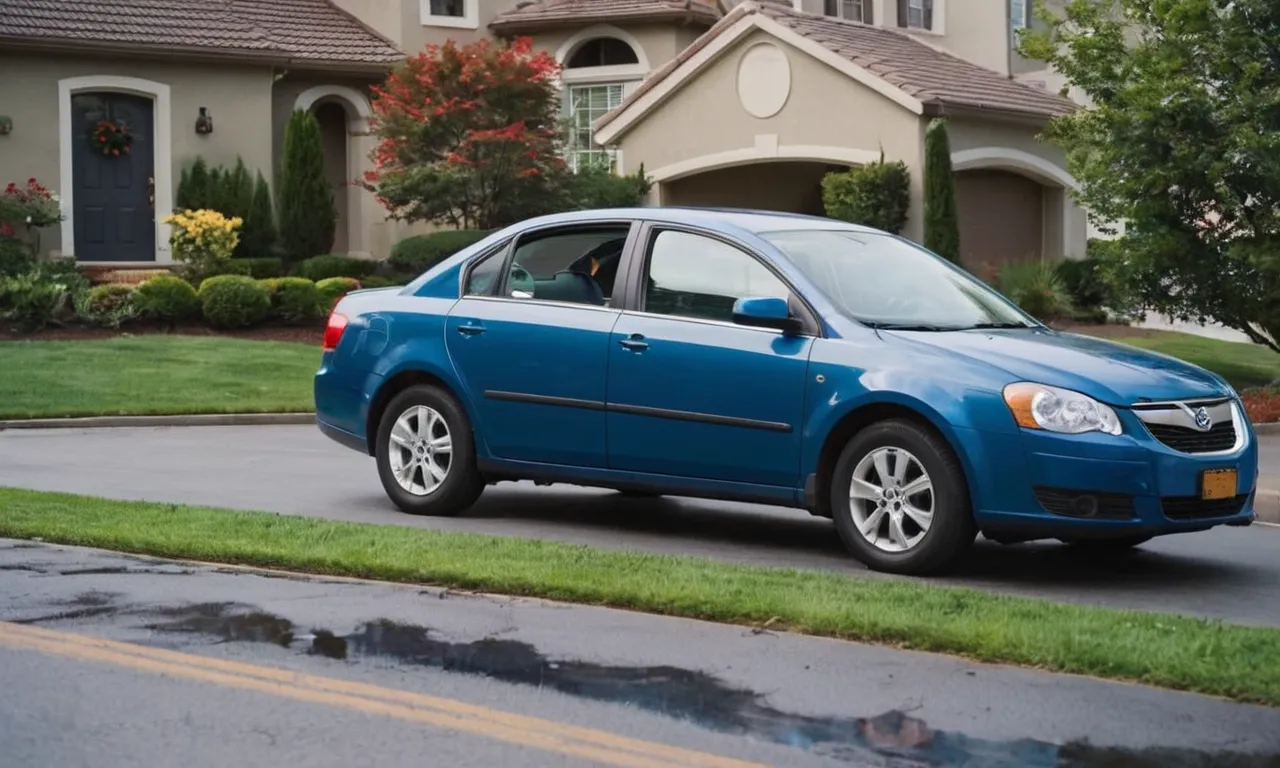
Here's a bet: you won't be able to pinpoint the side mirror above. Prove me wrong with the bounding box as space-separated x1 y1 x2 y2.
732 296 803 334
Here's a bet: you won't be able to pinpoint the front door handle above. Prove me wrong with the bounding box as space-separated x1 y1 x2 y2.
147 176 155 208
456 323 486 336
618 334 648 352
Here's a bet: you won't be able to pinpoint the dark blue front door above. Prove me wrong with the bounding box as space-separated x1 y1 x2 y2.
71 92 155 262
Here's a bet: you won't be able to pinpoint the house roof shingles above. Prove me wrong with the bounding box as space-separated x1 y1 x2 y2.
490 0 721 34
757 2 1075 119
0 0 403 69
596 1 1075 134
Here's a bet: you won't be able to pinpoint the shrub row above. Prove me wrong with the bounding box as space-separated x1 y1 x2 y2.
64 273 397 331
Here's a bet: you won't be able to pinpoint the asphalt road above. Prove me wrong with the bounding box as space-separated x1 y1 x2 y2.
2 540 1277 768
0 425 1278 627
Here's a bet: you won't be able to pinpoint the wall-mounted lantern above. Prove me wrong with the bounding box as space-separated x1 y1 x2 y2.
0 116 12 136
195 107 213 135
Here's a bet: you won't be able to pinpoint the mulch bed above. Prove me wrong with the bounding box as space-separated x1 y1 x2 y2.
0 323 322 345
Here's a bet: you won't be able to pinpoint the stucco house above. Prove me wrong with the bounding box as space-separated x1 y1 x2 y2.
0 0 1086 271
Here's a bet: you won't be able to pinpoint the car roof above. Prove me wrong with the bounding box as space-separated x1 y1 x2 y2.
514 206 884 236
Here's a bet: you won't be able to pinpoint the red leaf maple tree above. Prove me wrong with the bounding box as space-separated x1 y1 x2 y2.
362 37 568 230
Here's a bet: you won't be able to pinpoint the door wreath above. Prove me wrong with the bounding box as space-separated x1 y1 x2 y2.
90 119 134 157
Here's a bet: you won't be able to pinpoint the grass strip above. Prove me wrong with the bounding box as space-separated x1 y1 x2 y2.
0 337 317 419
1079 327 1280 390
1 486 1276 706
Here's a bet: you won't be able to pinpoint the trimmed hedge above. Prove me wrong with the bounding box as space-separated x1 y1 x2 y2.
316 277 360 311
388 230 490 274
197 275 272 329
133 275 200 322
262 277 323 324
296 254 377 282
85 284 134 315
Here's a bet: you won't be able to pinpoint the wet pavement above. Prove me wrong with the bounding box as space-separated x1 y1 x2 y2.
1 425 1279 627
1 540 1278 768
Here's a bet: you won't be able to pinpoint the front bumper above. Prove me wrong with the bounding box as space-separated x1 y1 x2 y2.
962 403 1258 536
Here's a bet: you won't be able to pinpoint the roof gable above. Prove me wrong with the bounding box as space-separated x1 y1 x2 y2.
593 1 1076 143
0 0 403 69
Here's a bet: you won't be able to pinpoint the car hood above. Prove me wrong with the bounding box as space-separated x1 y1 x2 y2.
885 327 1230 405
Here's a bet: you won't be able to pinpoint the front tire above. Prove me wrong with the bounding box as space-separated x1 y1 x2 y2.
830 419 976 575
375 384 484 516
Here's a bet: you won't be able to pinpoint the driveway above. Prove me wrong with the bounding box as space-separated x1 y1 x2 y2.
0 425 1277 627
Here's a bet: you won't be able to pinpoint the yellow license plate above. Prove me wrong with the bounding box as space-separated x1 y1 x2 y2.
1201 468 1238 500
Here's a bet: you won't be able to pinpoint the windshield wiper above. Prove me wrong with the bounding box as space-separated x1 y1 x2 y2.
867 322 955 332
961 322 1036 330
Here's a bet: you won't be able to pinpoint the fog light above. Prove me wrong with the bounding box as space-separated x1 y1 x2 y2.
1072 495 1099 518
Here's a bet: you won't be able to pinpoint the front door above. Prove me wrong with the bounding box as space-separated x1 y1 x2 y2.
606 227 813 488
445 223 634 468
71 92 156 262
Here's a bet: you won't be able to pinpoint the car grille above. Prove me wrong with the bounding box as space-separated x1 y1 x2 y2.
1132 397 1239 454
1144 421 1237 453
1034 487 1136 519
1161 494 1250 520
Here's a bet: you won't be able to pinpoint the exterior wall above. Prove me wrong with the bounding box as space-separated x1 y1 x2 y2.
613 31 926 237
330 0 523 53
931 0 1010 76
945 117 1088 259
0 51 273 260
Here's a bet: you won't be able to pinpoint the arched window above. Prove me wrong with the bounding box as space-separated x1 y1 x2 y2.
566 37 640 69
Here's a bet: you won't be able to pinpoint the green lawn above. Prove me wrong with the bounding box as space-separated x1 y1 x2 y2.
1077 326 1280 390
1 487 1277 706
0 336 318 419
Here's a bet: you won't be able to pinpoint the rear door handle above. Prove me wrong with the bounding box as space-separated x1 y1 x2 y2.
456 322 486 336
618 335 648 351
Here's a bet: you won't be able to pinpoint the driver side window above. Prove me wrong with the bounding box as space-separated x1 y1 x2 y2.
643 230 790 323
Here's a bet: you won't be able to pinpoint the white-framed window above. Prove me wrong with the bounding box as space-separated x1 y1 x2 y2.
420 0 478 29
1011 0 1029 30
823 0 871 23
566 83 625 172
896 0 939 31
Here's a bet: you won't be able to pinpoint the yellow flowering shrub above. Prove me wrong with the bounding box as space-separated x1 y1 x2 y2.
163 209 242 276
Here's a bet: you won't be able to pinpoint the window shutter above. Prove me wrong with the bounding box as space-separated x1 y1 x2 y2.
897 0 908 26
923 0 933 30
863 0 873 24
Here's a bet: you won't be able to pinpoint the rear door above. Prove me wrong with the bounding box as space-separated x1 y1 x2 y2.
445 221 637 468
604 224 817 488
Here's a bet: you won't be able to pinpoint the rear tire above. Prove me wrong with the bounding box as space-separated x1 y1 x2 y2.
375 384 484 516
830 419 976 575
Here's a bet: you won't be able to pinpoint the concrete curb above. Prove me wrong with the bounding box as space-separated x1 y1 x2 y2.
0 413 315 430
1253 488 1280 525
1254 422 1280 436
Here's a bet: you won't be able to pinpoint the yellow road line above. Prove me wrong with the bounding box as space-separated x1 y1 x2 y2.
0 621 767 768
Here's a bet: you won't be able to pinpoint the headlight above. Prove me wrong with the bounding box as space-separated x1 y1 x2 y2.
1002 382 1123 436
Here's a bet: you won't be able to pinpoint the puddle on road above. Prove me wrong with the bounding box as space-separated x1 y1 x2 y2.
138 603 1279 767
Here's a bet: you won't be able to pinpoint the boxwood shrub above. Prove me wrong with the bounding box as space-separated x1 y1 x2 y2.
388 230 490 275
296 254 377 282
315 276 360 311
262 276 323 324
197 274 272 329
134 275 200 323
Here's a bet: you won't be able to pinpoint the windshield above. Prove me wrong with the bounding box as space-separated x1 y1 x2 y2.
761 229 1039 330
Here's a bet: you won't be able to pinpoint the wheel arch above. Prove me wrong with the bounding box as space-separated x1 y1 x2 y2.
809 397 978 519
365 368 474 457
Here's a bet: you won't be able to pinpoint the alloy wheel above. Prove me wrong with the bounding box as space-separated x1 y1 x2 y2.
387 405 453 496
849 446 935 553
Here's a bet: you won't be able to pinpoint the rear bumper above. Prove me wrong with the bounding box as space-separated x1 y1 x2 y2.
961 409 1258 537
314 358 378 456
317 417 368 455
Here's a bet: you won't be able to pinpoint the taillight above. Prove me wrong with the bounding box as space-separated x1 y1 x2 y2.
322 312 349 352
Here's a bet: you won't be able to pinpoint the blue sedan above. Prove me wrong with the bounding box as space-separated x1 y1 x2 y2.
314 207 1258 575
